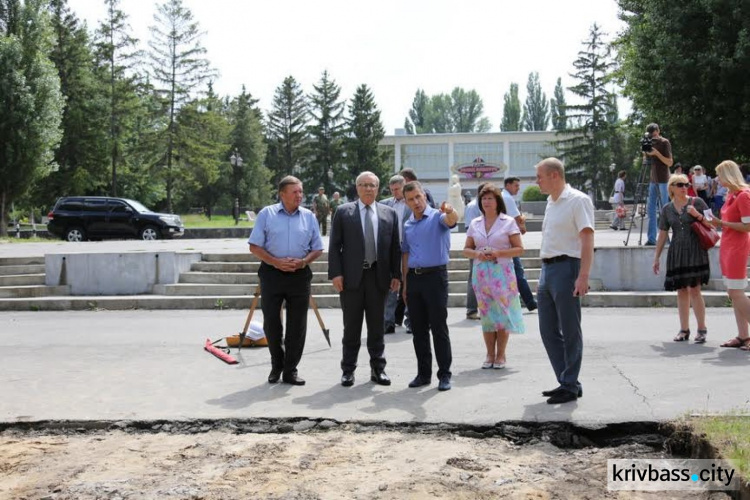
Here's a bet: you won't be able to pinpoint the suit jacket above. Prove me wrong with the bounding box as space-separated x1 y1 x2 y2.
328 201 401 291
380 197 410 230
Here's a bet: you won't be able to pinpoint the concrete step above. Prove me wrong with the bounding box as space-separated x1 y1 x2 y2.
0 256 44 266
0 285 70 298
0 273 46 286
0 291 738 311
199 249 541 262
0 264 45 276
179 269 476 285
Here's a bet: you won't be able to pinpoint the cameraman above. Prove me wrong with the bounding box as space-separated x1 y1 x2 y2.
643 123 673 245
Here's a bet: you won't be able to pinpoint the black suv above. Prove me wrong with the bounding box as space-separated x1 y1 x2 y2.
47 197 185 242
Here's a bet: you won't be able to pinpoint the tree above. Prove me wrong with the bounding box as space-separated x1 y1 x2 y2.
404 87 491 134
555 24 616 199
33 0 108 209
404 88 430 134
616 0 750 166
345 84 388 185
450 87 491 132
0 0 64 236
500 83 521 131
228 86 271 212
521 72 549 131
550 77 568 131
265 75 308 187
308 70 345 194
94 0 142 197
148 0 214 212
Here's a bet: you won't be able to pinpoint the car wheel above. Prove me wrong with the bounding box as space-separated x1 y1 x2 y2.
64 227 86 242
139 225 160 241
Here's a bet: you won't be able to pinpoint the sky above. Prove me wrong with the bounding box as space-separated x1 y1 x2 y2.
65 0 628 134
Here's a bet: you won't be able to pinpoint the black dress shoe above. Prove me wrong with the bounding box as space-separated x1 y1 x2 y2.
385 325 395 334
527 303 538 312
542 387 583 398
371 369 391 386
268 369 282 384
282 374 306 386
437 377 452 391
547 390 578 404
408 376 430 388
341 372 355 387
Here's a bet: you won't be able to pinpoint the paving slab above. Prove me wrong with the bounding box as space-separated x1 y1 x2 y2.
1 307 748 426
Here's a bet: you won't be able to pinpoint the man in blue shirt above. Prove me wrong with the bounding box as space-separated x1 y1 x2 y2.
401 181 458 391
248 176 324 386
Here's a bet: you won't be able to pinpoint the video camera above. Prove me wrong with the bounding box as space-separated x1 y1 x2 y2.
640 133 653 153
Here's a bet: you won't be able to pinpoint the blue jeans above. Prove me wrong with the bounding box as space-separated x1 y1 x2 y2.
537 258 583 395
647 182 669 243
513 257 537 309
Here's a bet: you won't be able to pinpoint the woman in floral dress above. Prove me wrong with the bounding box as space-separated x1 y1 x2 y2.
463 184 525 369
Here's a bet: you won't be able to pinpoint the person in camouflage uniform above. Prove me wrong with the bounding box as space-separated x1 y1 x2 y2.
312 186 330 236
329 191 343 221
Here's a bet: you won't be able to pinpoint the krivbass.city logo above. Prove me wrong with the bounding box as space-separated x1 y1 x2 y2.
607 459 739 491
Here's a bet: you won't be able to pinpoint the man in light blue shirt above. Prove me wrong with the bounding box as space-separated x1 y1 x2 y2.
249 176 324 386
402 181 458 391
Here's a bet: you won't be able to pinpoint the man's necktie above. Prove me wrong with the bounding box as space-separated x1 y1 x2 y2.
364 205 376 265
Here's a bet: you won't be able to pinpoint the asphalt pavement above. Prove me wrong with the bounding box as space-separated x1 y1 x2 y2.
1 307 748 426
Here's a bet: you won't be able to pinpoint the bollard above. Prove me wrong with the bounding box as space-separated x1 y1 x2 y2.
15 223 20 239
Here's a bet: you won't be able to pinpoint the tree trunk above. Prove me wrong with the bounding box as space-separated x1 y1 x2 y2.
0 190 8 238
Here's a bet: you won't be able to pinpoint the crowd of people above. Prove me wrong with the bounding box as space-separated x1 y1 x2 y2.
247 143 750 405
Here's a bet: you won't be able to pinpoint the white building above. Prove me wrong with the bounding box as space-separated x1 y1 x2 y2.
379 130 559 203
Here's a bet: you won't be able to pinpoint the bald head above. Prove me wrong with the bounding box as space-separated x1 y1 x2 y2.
535 157 566 199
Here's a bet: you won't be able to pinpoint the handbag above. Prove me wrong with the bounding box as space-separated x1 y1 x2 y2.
689 198 720 250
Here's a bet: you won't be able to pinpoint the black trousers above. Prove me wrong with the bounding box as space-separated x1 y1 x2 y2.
406 269 452 380
340 266 388 373
258 262 312 376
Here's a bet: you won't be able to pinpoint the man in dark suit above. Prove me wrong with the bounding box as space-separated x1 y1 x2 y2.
329 171 402 387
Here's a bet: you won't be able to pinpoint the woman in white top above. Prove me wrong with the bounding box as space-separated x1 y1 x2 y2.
610 170 627 230
692 165 711 205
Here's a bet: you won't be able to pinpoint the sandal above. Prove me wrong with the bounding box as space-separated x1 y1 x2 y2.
673 329 690 342
720 336 745 348
694 329 707 344
740 338 750 351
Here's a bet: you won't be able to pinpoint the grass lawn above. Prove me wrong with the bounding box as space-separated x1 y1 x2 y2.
180 214 255 228
0 236 52 243
690 414 750 481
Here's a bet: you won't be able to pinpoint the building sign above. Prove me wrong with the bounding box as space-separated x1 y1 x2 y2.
455 157 506 179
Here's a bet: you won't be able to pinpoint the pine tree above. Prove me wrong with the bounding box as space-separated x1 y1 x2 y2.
521 72 549 131
555 24 616 199
345 84 388 185
34 0 108 208
148 0 215 212
94 0 142 197
308 70 345 194
550 77 568 131
266 75 309 187
0 0 64 235
500 83 521 131
229 86 271 212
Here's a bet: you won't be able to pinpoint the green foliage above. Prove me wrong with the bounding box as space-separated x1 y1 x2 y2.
500 83 521 131
555 24 617 199
266 75 309 187
550 77 568 131
308 70 346 194
404 87 491 133
522 72 549 131
521 185 547 202
148 0 215 212
616 0 750 167
345 84 388 185
0 0 64 236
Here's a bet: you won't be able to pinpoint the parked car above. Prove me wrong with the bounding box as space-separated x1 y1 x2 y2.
47 197 184 242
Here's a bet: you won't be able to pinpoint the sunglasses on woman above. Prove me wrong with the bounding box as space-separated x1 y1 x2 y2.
672 182 691 188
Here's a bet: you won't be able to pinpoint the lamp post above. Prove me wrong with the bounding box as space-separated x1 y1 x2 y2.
327 168 334 193
230 150 243 225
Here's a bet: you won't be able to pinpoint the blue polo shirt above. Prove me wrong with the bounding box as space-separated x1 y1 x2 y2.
402 206 454 268
248 203 323 259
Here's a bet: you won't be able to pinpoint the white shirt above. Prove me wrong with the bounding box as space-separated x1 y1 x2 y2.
501 189 521 218
358 200 379 253
540 184 595 259
614 178 625 204
693 173 708 191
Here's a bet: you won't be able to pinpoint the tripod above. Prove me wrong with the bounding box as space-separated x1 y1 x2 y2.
624 156 663 246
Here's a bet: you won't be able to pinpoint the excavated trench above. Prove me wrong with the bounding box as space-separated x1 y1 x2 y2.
0 418 746 500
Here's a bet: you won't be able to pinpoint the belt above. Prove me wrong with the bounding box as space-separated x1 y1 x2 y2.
362 261 377 270
408 265 447 275
542 255 574 264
